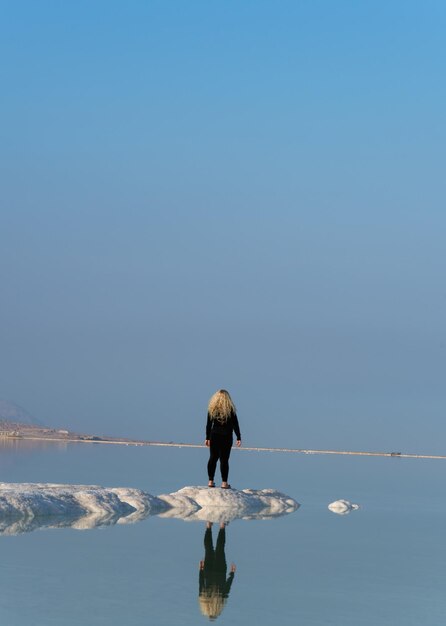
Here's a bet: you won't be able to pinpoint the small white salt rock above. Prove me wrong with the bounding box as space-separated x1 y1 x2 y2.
328 499 360 515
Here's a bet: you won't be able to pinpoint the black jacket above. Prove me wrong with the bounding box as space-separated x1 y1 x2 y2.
206 410 241 441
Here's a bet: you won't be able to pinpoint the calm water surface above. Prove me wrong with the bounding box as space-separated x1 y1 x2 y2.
0 441 445 625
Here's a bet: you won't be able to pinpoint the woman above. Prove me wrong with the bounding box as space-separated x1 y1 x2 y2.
205 389 241 489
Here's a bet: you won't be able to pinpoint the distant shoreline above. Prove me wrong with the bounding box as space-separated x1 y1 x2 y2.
1 424 445 460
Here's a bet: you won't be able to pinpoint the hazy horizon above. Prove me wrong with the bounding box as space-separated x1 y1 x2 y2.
1 1 445 453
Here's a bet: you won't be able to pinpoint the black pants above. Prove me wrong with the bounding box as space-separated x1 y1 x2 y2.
207 435 233 482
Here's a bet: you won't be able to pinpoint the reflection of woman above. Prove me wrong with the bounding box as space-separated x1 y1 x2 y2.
199 523 236 620
205 389 241 489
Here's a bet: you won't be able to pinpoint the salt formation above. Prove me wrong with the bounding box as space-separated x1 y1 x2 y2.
158 486 299 522
0 483 299 535
328 499 360 515
0 483 169 535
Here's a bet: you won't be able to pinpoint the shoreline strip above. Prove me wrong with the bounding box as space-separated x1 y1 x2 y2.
4 435 446 460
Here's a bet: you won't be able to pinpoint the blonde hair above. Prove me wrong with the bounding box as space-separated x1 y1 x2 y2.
198 590 226 620
207 389 236 424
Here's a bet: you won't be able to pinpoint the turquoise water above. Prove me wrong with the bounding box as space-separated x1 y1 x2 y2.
0 441 445 625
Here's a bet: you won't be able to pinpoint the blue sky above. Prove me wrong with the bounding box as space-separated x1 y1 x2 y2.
1 1 445 452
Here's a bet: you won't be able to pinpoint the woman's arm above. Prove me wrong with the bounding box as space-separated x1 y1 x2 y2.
232 411 241 444
205 412 212 443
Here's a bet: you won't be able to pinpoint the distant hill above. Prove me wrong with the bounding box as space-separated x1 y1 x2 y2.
0 400 43 427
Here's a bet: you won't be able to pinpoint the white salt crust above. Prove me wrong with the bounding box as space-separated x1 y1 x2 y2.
0 483 299 535
328 499 360 515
